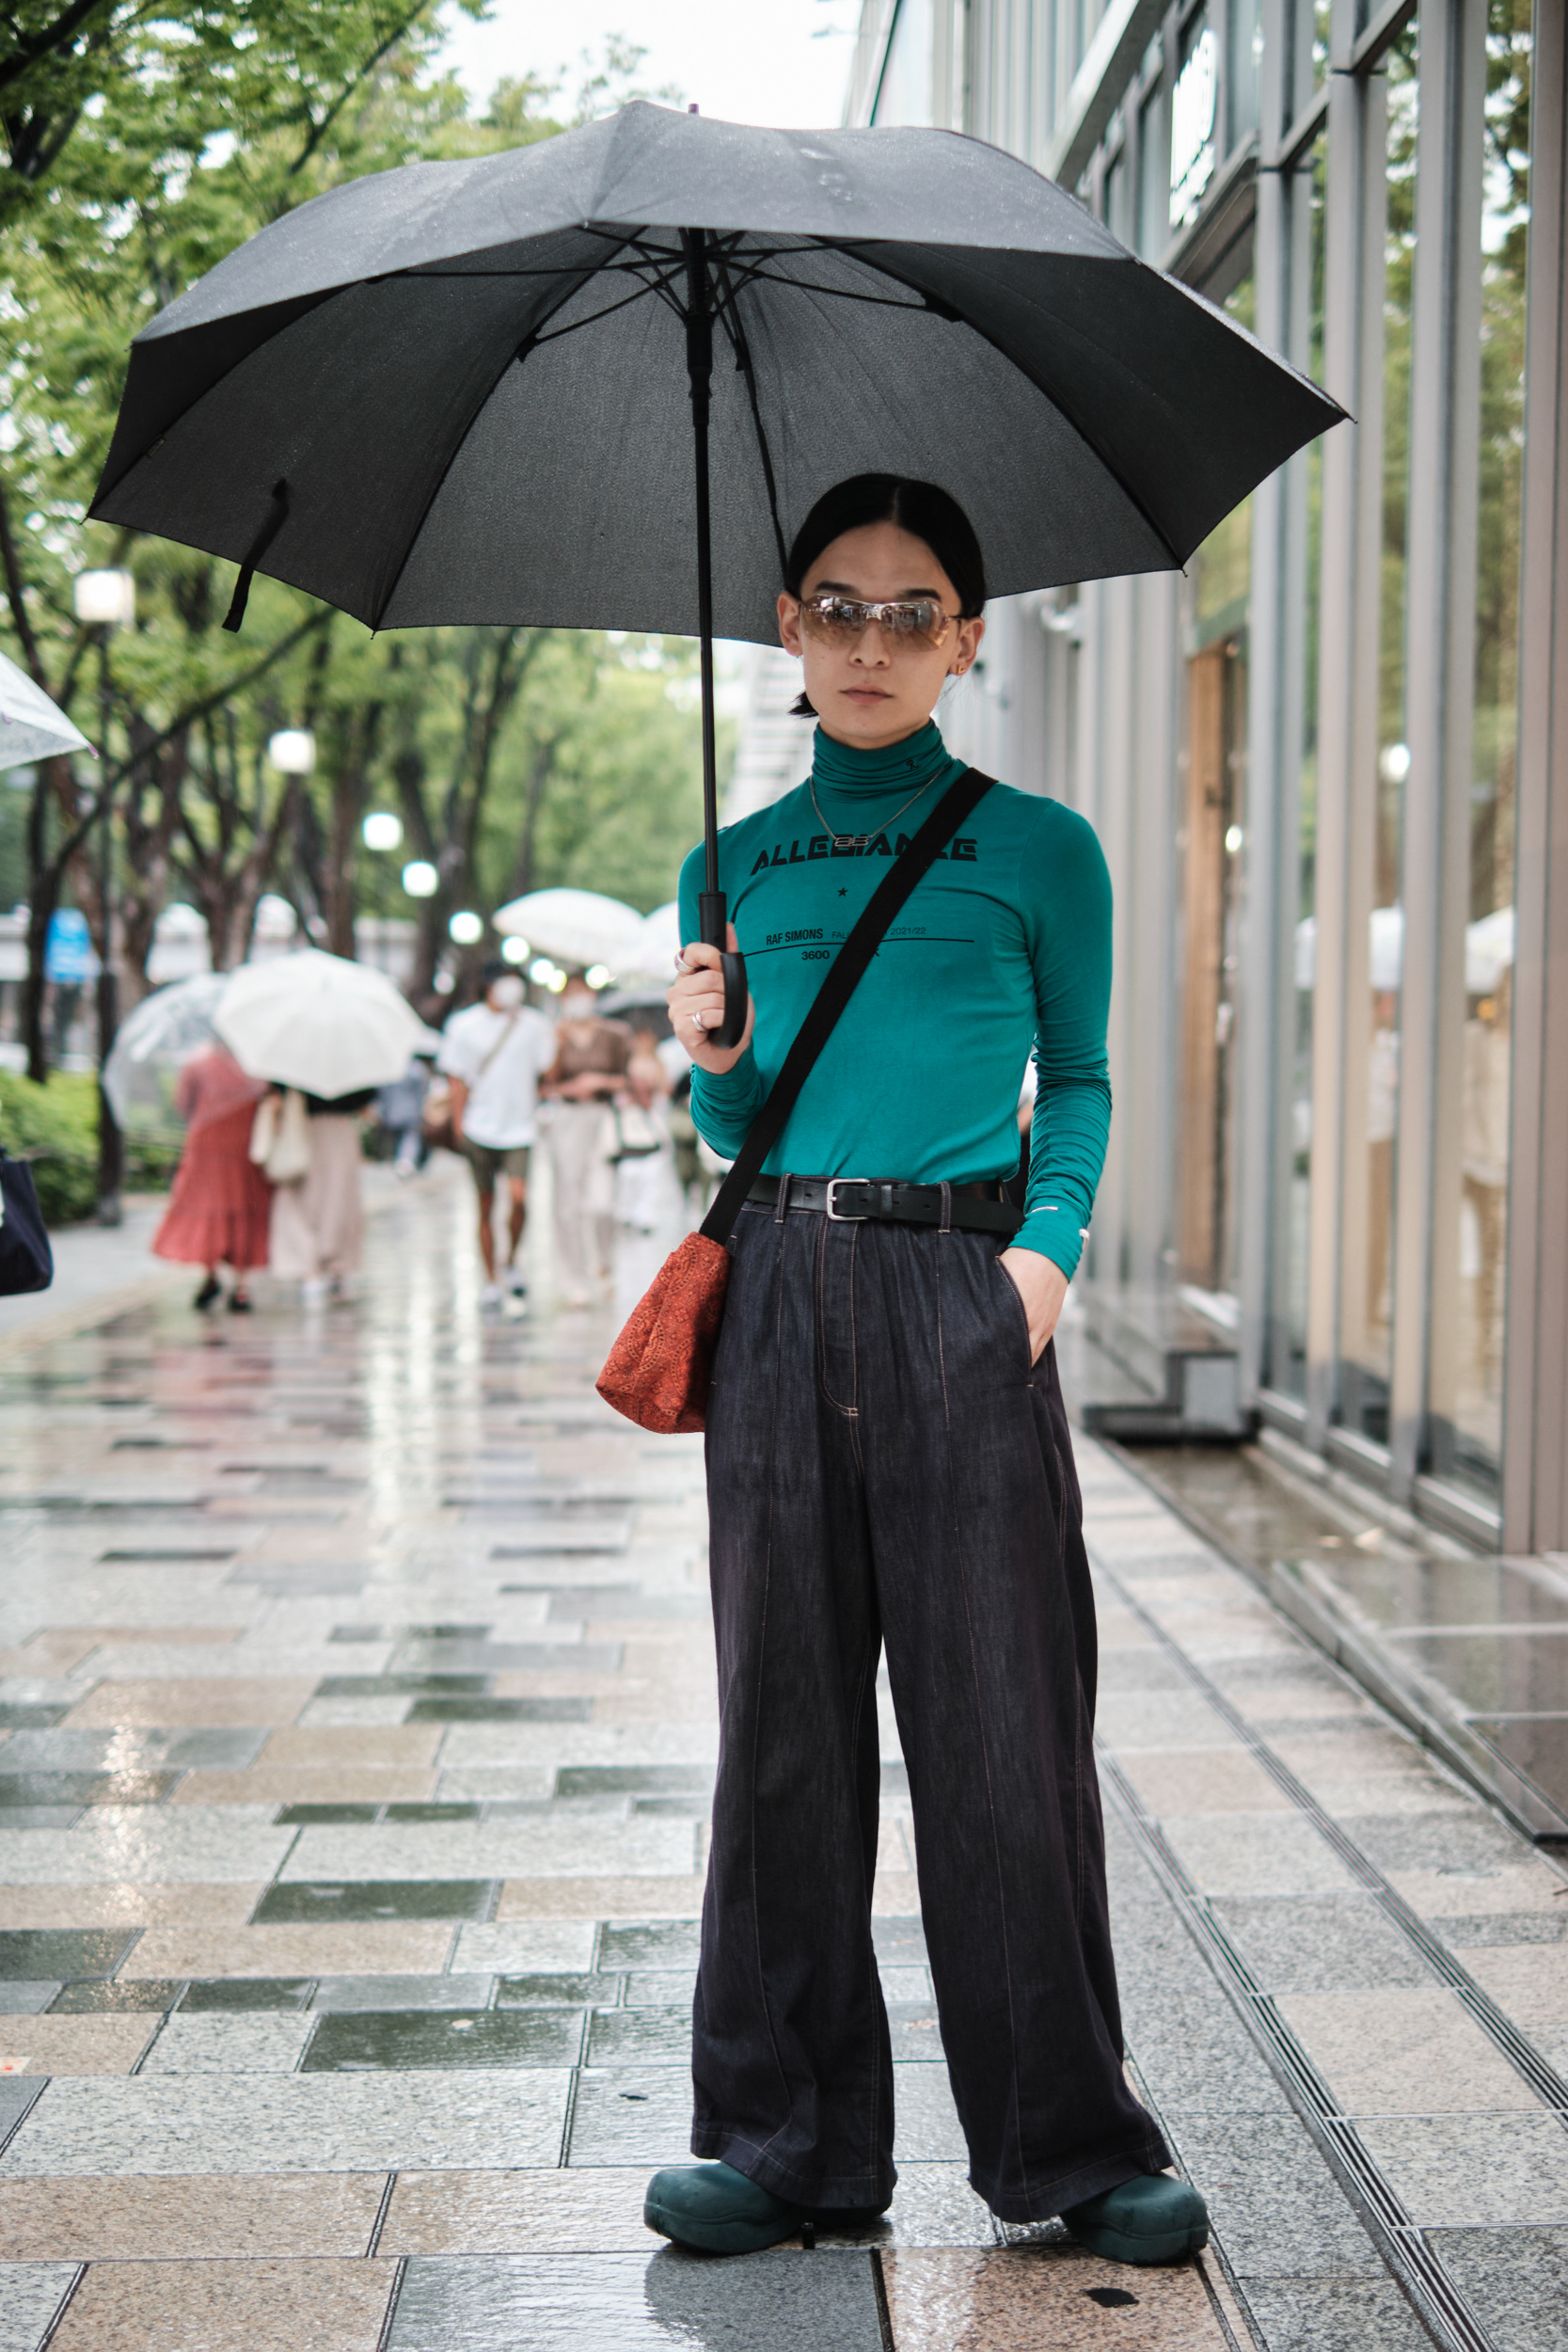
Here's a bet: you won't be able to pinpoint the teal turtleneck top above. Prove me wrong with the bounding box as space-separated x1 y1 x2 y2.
676 720 1112 1278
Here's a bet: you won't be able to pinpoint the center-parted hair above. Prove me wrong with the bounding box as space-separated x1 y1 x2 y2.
783 475 987 716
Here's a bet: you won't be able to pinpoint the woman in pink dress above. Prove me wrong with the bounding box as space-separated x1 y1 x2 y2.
152 1046 271 1310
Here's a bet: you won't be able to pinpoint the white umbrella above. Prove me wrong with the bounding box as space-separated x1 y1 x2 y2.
0 648 91 771
594 901 684 1000
214 948 427 1094
1295 902 1515 997
637 900 683 977
492 887 646 975
101 972 230 1134
1295 905 1406 993
1466 905 1514 995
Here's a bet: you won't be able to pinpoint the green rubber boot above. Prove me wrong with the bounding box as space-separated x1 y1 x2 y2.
1061 2174 1211 2265
643 2162 802 2255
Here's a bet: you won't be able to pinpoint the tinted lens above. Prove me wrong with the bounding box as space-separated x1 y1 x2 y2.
800 596 951 650
800 596 869 643
883 599 949 645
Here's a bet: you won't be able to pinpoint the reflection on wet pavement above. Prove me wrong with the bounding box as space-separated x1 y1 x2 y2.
1101 1438 1568 1837
0 1167 1563 2349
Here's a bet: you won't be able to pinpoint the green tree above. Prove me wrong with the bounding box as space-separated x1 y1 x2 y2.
0 13 703 1075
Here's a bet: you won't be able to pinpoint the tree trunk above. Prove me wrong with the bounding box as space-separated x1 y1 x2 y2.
118 738 184 1006
510 733 562 904
393 743 443 1001
322 701 382 960
20 754 76 1083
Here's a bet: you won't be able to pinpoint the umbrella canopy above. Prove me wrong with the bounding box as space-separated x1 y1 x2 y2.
101 972 230 1134
0 648 91 772
492 887 648 975
604 900 684 993
88 103 1338 634
88 101 1342 1043
214 948 428 1094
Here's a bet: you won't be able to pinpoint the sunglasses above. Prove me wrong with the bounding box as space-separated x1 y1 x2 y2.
798 593 956 653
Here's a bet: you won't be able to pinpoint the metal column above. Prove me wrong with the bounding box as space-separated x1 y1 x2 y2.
1388 0 1486 1500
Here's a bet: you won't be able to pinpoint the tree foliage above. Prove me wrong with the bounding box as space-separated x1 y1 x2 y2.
0 8 703 1073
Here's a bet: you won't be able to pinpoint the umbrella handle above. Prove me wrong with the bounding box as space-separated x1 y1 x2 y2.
712 947 749 1050
698 887 749 1050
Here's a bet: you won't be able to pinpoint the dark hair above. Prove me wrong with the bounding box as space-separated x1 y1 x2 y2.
784 475 987 718
480 956 513 988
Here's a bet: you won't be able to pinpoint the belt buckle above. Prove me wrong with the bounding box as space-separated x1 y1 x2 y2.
825 1177 873 1221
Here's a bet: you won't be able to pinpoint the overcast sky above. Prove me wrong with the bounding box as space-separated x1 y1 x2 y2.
436 0 862 130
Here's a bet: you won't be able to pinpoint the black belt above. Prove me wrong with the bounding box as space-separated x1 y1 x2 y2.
748 1174 1022 1237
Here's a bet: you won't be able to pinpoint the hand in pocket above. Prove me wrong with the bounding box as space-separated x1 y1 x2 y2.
997 1248 1069 1365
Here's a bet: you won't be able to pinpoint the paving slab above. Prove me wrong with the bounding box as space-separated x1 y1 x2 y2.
386 2249 886 2352
3 1166 1561 2348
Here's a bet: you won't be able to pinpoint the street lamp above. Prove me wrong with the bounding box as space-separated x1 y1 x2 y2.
267 728 316 776
402 860 438 898
449 911 483 946
73 565 135 1226
74 569 136 629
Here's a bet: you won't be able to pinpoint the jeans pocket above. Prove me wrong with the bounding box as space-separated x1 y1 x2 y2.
990 1250 1037 1373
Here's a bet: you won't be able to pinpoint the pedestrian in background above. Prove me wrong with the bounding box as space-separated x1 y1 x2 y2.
540 976 631 1309
609 1041 682 1321
437 958 556 1309
269 1088 373 1306
152 1045 271 1311
376 1053 432 1178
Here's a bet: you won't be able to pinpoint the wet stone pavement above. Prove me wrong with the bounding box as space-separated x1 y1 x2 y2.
0 1168 1563 2352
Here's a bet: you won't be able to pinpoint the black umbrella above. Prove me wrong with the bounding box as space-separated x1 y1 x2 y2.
90 101 1341 1042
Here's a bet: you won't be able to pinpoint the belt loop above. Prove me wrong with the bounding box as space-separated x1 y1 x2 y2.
939 1180 952 1235
774 1174 792 1224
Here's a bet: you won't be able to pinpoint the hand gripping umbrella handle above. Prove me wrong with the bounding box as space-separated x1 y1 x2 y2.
698 889 749 1051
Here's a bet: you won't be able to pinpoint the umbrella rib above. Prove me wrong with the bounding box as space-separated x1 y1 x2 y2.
713 263 938 313
531 276 671 344
710 254 789 578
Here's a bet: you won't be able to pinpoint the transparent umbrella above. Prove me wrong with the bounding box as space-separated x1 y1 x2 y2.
0 648 91 772
101 973 230 1140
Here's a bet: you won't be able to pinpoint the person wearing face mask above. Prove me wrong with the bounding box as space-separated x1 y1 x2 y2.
436 958 557 1308
539 976 633 1310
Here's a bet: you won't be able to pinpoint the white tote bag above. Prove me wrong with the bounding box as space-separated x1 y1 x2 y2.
248 1089 311 1184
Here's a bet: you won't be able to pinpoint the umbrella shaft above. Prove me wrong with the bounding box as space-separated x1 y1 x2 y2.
683 228 722 923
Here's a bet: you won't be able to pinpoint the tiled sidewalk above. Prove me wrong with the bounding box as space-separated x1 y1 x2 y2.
0 1170 1561 2349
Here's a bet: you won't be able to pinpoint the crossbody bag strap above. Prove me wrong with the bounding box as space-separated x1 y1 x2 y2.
474 1008 521 1079
700 765 996 1246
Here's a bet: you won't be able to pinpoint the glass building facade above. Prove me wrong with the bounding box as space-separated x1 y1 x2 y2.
847 0 1568 1551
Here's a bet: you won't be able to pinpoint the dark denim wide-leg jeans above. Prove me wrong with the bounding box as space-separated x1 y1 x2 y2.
690 1204 1170 2222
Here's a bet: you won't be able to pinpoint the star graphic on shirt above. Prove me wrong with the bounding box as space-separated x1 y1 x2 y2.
837 887 847 898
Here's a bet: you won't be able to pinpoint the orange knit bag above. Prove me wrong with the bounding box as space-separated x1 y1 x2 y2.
595 1231 731 1435
595 766 994 1434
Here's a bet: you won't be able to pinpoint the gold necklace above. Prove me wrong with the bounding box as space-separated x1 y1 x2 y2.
808 768 937 853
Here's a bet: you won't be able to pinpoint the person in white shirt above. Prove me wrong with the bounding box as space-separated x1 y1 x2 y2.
436 960 557 1308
